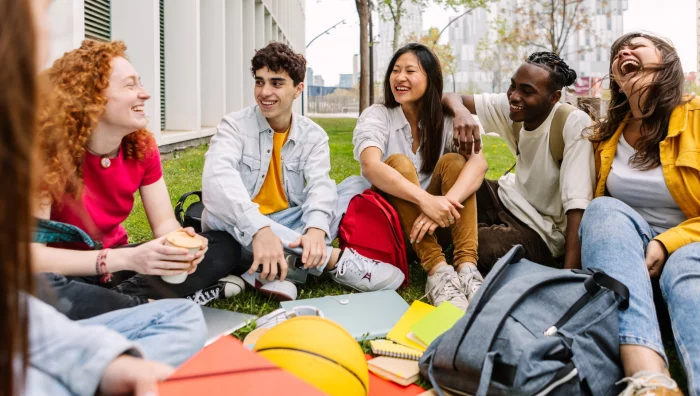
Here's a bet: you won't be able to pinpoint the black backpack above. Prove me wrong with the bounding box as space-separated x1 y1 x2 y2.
174 191 205 233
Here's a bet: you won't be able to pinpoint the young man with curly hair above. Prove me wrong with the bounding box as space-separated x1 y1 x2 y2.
202 42 404 299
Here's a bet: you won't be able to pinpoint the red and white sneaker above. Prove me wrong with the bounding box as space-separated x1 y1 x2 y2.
328 248 405 292
241 272 297 301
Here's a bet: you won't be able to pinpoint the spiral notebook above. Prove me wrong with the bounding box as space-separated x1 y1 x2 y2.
370 339 423 361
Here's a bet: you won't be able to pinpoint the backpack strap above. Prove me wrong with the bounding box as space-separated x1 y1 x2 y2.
174 190 202 227
549 103 575 166
503 103 575 175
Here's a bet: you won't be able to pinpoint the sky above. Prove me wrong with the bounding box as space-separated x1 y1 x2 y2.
304 0 697 86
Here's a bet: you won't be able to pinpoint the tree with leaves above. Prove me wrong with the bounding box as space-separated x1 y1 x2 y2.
475 17 523 92
405 27 459 92
356 0 371 112
378 0 492 53
499 0 603 57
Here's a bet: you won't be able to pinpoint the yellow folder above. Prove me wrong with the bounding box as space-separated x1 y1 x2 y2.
386 300 436 352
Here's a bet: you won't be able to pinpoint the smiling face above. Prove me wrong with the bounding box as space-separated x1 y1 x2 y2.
389 52 428 107
100 57 150 133
506 63 559 127
611 37 662 98
254 66 302 125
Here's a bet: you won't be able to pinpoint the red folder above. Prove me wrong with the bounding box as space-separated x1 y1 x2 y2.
159 336 325 395
365 354 425 396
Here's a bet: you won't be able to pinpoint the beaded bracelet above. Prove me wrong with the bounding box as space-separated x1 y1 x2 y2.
96 248 113 283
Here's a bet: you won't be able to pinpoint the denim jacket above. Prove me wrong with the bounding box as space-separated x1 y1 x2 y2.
25 296 142 395
202 105 337 245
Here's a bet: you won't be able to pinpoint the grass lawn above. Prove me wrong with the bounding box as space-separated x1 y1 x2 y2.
124 117 514 320
124 117 686 390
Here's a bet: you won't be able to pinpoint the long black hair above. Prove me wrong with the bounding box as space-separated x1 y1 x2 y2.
383 43 444 174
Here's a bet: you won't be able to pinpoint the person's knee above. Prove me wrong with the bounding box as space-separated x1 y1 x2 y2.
581 197 631 235
435 153 466 174
158 299 207 350
660 243 700 297
384 154 416 179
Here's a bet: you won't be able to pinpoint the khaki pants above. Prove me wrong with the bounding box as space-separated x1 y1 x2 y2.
377 153 478 272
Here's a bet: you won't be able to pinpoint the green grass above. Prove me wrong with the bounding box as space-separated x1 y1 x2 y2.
124 117 514 322
124 117 686 391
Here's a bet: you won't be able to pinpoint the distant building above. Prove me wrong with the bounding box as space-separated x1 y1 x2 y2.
372 2 423 83
448 7 492 93
448 0 627 94
697 0 700 72
353 54 360 86
313 75 325 87
306 67 314 84
307 86 337 96
339 73 353 89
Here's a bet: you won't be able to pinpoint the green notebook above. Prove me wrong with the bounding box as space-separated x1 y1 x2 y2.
410 302 464 347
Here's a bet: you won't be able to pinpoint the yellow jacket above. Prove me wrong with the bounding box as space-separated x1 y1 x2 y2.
594 96 700 254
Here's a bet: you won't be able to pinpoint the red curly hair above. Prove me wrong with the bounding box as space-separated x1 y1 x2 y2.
37 39 156 204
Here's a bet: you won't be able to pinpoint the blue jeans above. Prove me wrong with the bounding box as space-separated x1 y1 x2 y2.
206 176 370 275
78 299 207 366
25 299 206 395
580 196 700 395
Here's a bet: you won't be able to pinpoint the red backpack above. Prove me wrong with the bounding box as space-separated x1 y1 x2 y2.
338 189 409 287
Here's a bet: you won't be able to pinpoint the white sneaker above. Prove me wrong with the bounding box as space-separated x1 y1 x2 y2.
617 371 682 396
329 248 405 292
424 266 469 310
241 272 297 301
457 265 484 302
218 275 245 298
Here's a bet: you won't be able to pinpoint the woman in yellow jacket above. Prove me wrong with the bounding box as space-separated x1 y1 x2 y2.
581 32 700 396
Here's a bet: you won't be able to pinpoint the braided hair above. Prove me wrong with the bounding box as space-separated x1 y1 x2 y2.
526 52 578 92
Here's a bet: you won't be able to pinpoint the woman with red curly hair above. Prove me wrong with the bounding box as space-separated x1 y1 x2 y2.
33 40 246 320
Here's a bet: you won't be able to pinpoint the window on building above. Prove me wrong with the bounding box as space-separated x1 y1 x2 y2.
580 52 585 61
160 0 166 130
84 0 111 42
596 48 601 62
607 15 612 30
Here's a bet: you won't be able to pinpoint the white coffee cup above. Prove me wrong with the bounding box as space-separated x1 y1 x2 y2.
160 230 202 284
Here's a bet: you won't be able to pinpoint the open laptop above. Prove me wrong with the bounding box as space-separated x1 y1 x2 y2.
281 290 409 341
200 306 257 345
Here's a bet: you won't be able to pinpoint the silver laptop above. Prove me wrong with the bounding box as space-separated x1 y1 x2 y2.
200 306 257 345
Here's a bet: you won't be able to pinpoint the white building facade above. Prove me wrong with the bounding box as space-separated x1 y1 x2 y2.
48 0 306 149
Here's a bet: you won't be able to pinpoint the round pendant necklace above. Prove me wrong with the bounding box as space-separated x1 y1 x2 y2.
86 146 120 169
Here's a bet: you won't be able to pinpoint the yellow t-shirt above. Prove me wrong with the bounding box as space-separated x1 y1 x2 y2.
253 127 290 215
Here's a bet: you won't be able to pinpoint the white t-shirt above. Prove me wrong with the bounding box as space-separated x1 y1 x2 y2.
606 134 687 234
475 93 595 257
353 104 458 190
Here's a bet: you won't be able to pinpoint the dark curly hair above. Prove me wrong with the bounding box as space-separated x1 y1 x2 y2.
251 42 306 86
589 32 687 170
526 52 578 92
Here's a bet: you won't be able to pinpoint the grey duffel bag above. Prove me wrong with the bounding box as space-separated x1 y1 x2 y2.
419 245 630 396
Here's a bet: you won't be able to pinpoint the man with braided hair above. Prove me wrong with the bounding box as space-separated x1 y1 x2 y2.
442 52 594 272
